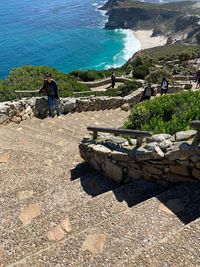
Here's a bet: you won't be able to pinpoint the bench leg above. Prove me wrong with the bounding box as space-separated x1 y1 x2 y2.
136 137 143 147
93 131 98 140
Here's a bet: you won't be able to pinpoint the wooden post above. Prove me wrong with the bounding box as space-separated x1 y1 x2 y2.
93 131 98 140
191 121 200 140
136 137 143 147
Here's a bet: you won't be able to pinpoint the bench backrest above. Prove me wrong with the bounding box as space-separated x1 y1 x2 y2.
87 126 152 147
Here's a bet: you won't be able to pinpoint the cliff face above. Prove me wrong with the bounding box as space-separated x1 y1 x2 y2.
101 0 200 44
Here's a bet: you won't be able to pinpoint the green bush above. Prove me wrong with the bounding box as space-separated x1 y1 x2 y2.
0 66 89 102
178 50 197 62
124 91 200 135
70 69 124 82
118 80 143 97
146 68 173 84
132 56 154 79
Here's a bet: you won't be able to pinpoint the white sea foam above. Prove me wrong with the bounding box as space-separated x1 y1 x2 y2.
105 29 141 69
94 1 109 28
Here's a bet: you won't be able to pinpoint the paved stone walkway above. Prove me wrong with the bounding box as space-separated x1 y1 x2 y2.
0 109 200 266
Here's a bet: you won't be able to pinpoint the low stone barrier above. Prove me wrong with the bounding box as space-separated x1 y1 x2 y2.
79 130 200 184
80 77 132 88
0 89 143 125
0 83 193 125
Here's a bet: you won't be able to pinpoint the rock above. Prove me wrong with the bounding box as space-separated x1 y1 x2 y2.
0 114 8 124
128 168 143 180
192 168 200 180
60 217 72 233
47 225 65 241
11 116 21 123
111 151 129 161
143 165 163 176
135 143 164 161
146 134 172 143
165 142 190 161
0 152 11 163
104 159 123 183
82 234 107 254
195 162 200 169
93 145 111 154
175 130 196 141
43 159 53 167
170 165 189 177
60 98 76 114
163 173 192 183
17 190 34 200
158 140 172 151
121 103 130 111
19 203 41 225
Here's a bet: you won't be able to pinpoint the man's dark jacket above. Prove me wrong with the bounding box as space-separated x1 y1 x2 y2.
40 79 59 99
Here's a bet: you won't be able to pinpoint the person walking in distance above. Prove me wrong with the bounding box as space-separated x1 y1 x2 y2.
160 77 169 95
141 83 154 101
111 72 116 89
39 73 61 118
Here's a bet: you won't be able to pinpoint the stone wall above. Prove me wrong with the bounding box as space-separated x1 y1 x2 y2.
0 89 143 125
0 82 192 125
80 77 132 88
79 130 200 184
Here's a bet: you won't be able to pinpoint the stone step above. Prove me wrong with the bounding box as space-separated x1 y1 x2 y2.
126 218 200 267
0 126 76 156
6 182 200 266
18 124 85 150
1 180 166 265
20 109 128 138
0 166 118 232
0 148 70 171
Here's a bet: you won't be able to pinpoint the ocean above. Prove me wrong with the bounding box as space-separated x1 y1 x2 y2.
0 0 141 79
0 0 187 79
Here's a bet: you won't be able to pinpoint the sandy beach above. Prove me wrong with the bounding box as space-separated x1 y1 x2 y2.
132 30 167 50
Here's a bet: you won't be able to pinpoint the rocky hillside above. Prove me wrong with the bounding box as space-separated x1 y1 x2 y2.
100 0 200 44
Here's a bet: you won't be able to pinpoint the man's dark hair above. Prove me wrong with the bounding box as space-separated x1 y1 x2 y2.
45 73 52 78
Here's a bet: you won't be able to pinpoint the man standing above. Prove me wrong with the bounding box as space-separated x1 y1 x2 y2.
160 77 169 95
111 72 116 89
40 73 61 118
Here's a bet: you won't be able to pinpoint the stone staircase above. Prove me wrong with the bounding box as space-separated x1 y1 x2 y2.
0 109 200 266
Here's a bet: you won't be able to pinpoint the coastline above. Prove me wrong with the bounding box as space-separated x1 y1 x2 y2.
132 30 167 50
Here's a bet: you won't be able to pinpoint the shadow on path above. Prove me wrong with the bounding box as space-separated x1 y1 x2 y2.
71 163 200 224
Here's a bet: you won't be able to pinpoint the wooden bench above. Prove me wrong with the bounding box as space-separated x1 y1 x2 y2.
87 126 152 147
15 90 40 99
191 121 200 139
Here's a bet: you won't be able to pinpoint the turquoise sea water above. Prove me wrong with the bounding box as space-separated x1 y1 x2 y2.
0 0 187 79
0 0 141 79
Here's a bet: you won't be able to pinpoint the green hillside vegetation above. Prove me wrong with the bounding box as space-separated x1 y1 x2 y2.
70 69 125 82
124 44 199 82
143 44 199 61
0 66 89 102
124 91 200 135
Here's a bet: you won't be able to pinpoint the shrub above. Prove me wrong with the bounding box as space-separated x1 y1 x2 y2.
0 66 89 101
132 56 154 79
124 91 200 135
118 80 143 97
178 50 197 62
146 68 173 84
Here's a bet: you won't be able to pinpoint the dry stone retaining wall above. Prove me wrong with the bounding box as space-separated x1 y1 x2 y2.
0 82 192 125
79 130 200 184
80 77 132 88
0 89 143 125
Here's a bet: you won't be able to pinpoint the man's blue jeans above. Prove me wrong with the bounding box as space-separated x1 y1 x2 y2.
48 96 61 117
